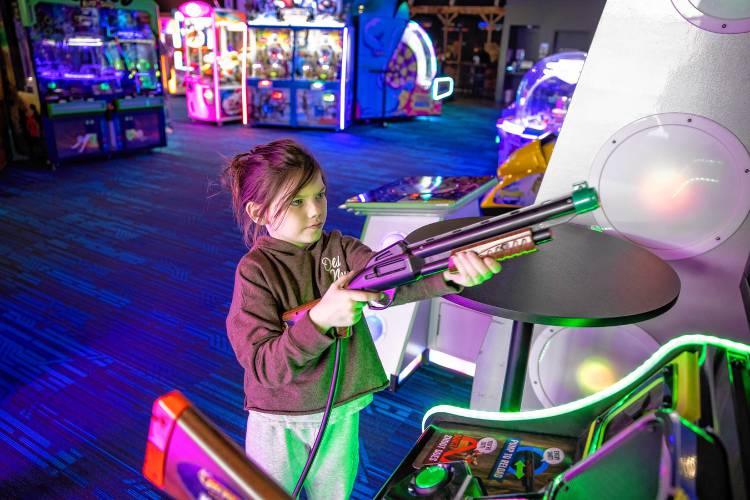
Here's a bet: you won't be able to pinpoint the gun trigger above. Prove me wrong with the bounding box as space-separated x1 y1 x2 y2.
368 289 395 310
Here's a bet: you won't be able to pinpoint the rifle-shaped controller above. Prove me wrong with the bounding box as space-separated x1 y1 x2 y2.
283 182 599 330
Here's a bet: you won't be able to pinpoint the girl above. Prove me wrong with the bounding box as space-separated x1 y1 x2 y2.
223 139 501 498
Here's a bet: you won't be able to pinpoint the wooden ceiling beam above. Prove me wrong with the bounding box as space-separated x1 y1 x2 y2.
410 5 506 16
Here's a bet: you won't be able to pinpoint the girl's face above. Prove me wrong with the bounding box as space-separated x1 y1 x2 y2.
266 171 327 248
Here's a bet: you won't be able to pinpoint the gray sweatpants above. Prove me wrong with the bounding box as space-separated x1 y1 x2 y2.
245 410 360 499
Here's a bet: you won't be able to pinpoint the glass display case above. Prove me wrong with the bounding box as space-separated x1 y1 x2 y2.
178 2 247 124
495 51 585 164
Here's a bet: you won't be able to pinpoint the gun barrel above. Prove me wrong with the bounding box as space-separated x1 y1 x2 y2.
407 186 597 259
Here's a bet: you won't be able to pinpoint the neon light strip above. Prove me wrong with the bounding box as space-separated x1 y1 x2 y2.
67 37 103 46
397 353 423 384
431 76 454 100
402 21 437 89
241 25 248 126
422 334 750 431
212 16 220 122
339 26 348 130
428 350 476 377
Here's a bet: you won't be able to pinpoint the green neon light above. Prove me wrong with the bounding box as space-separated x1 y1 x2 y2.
422 334 750 430
697 345 707 366
680 415 714 444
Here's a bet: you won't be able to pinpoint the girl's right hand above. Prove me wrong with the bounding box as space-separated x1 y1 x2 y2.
309 271 382 332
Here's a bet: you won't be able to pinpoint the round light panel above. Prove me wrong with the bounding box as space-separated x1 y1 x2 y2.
589 113 750 261
672 0 750 33
529 325 659 408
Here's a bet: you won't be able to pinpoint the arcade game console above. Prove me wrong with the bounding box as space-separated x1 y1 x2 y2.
0 0 167 167
378 335 748 499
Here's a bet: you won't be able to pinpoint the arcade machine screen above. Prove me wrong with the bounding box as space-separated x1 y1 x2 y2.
103 9 161 96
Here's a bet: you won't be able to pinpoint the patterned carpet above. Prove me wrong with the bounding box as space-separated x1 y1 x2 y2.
0 97 499 498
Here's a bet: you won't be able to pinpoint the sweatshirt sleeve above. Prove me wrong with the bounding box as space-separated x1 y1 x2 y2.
226 260 334 389
341 234 463 306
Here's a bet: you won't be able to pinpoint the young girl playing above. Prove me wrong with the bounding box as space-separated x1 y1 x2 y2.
223 139 501 498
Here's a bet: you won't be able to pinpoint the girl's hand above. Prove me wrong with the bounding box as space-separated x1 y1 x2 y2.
309 271 382 332
443 251 502 288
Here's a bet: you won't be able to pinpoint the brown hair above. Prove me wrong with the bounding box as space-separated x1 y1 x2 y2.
222 139 326 248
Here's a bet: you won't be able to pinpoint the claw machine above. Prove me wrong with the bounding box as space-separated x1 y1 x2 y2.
177 1 247 125
243 0 353 129
0 0 166 167
159 13 185 95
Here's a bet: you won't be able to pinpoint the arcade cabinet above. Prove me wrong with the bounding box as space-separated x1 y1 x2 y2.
0 0 166 168
355 1 448 121
243 0 353 129
177 1 247 125
379 335 749 499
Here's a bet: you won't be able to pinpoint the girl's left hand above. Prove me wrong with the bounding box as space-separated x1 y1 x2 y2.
443 251 502 287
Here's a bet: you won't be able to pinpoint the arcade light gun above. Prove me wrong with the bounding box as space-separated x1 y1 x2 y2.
283 182 599 329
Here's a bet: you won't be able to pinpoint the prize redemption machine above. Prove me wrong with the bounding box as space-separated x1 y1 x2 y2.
481 51 585 215
244 0 353 129
177 2 247 125
0 0 166 168
355 0 451 121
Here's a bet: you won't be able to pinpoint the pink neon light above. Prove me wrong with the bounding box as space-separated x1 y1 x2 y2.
242 26 248 125
179 1 211 18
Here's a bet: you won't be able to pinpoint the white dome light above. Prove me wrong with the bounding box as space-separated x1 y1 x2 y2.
589 113 750 260
672 0 750 33
529 325 659 408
